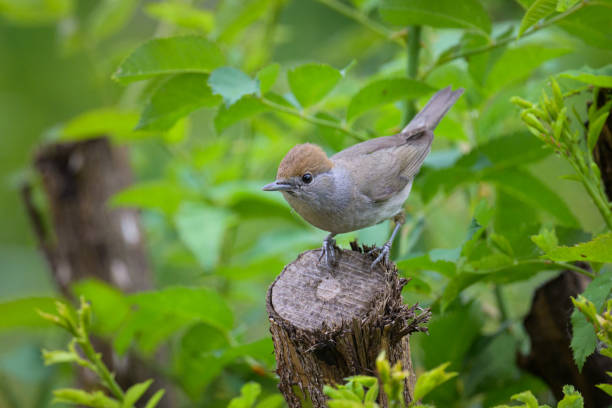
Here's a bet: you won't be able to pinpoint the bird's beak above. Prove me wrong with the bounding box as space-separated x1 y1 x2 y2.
262 180 294 192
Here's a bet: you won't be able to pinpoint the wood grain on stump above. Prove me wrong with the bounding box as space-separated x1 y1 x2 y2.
267 244 430 408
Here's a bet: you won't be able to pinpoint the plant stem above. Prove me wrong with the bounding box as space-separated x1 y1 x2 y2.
78 334 125 400
494 285 509 322
420 0 588 79
259 97 369 141
314 0 404 46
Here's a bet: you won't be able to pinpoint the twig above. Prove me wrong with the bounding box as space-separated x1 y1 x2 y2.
420 0 589 79
259 97 369 141
314 0 404 46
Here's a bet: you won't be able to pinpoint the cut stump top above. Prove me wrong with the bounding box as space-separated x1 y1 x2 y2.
269 248 388 331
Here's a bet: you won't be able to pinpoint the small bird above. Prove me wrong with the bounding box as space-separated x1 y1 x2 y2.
263 86 464 268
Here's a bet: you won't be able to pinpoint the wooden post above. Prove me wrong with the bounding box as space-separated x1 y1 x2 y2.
266 243 430 408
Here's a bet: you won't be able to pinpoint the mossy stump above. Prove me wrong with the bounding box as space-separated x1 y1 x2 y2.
266 243 430 408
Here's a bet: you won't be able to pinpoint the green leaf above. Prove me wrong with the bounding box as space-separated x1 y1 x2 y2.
557 385 584 408
113 36 225 83
596 383 612 397
145 2 214 32
53 389 120 408
558 4 612 50
559 65 612 87
380 0 491 35
87 0 138 43
0 297 58 330
257 63 280 95
228 382 262 408
287 63 342 108
484 168 579 227
347 78 435 121
208 67 259 106
137 73 222 131
254 395 285 408
214 95 269 133
557 0 580 12
413 362 458 401
0 0 73 24
486 45 570 93
570 269 612 370
216 0 273 43
60 108 143 141
587 108 610 152
518 0 557 38
510 390 539 408
174 202 235 270
122 380 152 408
41 349 79 365
111 180 197 216
533 232 612 263
144 390 165 408
71 280 130 335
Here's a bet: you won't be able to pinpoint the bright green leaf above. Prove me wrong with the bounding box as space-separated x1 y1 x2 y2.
510 390 539 408
208 67 259 106
587 108 610 152
228 382 261 408
558 4 612 50
0 0 73 24
558 385 584 408
347 78 435 121
380 0 491 35
123 380 152 408
113 36 225 83
42 349 79 365
214 95 270 133
174 202 235 270
557 0 580 12
287 63 342 108
559 65 612 87
596 383 612 397
254 395 285 408
0 297 58 330
413 362 458 401
60 108 143 141
570 269 612 370
257 63 280 95
534 232 612 263
144 390 165 408
216 0 273 43
145 2 214 32
137 73 221 131
111 180 197 216
518 0 557 38
53 388 120 408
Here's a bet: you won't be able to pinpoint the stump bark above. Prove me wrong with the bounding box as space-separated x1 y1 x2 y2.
266 244 430 408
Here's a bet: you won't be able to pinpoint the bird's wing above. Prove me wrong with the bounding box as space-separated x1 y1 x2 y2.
332 130 433 203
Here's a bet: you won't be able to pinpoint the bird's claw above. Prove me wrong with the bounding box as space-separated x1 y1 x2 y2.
319 237 337 267
369 242 391 269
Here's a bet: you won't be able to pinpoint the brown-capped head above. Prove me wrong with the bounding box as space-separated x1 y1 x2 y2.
262 143 333 192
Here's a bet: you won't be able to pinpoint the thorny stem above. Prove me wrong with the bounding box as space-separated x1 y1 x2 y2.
259 97 369 141
314 0 404 46
420 0 589 79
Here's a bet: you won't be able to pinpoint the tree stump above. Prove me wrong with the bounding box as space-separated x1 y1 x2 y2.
266 243 430 408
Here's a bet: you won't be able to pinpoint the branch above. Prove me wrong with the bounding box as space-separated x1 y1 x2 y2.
259 97 369 142
314 0 405 46
420 0 589 79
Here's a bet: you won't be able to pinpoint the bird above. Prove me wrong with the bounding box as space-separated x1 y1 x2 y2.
262 86 464 268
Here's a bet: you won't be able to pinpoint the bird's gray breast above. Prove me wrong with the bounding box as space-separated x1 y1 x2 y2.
282 166 397 234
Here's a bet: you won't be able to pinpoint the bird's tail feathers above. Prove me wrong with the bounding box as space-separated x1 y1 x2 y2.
401 86 464 136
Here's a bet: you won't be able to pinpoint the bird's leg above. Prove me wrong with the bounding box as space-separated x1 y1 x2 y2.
371 212 405 269
318 232 337 267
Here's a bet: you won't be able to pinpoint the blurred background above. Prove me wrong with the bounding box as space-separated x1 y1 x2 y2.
1 0 611 407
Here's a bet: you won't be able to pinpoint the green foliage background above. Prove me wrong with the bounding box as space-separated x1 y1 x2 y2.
1 0 612 407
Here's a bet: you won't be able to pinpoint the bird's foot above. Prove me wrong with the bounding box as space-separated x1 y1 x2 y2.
318 236 337 267
369 242 392 269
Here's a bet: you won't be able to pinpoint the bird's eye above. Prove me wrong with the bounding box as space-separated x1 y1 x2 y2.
301 173 313 184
